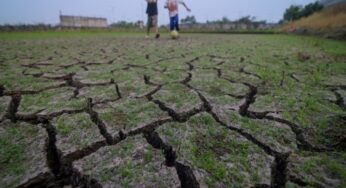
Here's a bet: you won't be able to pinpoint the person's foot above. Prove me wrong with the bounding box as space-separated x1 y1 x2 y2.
145 35 150 39
155 33 160 39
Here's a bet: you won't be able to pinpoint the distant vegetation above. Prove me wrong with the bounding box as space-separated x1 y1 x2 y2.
282 2 346 39
109 21 139 28
181 16 197 24
204 16 266 25
282 2 324 22
0 24 57 32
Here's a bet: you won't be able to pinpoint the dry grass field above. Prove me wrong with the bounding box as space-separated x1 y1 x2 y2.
0 32 345 188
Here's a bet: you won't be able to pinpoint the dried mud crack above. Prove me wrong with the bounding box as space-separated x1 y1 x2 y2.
85 98 115 144
144 131 200 188
1 34 345 188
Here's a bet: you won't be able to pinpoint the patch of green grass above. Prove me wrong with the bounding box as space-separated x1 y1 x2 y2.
192 150 226 181
100 108 128 127
56 121 72 136
298 154 346 187
113 99 169 130
320 156 346 180
0 126 37 177
0 138 25 174
251 167 261 184
144 150 153 163
67 99 85 109
56 117 73 135
205 176 217 187
189 114 215 126
119 142 135 158
100 168 113 183
191 130 249 185
117 161 136 187
326 160 346 180
154 84 200 110
302 158 319 174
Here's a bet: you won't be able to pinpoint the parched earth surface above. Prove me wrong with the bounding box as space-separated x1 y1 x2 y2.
0 33 345 188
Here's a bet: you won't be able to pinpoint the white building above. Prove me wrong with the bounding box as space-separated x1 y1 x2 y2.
60 15 108 28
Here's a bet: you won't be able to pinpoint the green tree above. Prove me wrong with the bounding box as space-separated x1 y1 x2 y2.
283 2 324 21
221 17 230 24
299 2 324 18
110 21 136 28
181 16 197 24
283 5 302 21
237 16 253 25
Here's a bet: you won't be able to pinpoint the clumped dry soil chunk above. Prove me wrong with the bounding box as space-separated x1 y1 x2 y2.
73 135 180 187
78 85 119 101
0 96 11 117
52 113 105 155
119 77 155 98
19 87 77 113
95 98 169 133
157 114 273 187
153 83 202 112
288 152 346 188
0 121 49 188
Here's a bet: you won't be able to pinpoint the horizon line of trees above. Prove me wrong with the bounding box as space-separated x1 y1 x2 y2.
0 15 272 30
181 15 269 25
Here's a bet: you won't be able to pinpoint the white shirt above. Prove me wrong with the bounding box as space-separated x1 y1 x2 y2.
165 0 184 17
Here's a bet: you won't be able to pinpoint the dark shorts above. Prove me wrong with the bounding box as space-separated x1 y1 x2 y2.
148 15 158 28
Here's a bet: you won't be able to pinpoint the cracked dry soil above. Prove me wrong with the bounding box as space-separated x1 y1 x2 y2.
0 34 345 188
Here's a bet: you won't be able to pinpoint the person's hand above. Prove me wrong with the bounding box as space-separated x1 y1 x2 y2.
187 8 191 12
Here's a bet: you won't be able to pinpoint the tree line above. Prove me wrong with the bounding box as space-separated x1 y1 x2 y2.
181 15 267 25
283 1 324 22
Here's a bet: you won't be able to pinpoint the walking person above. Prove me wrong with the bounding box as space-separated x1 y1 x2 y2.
146 0 160 39
164 0 191 32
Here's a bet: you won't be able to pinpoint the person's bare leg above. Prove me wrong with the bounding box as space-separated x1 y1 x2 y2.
146 17 151 38
155 26 160 39
146 26 150 38
154 16 160 39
